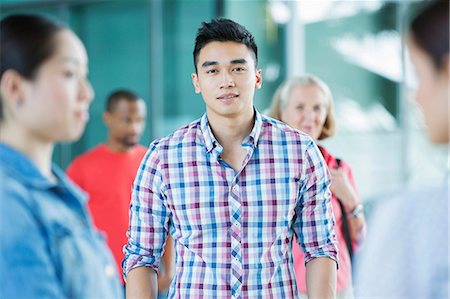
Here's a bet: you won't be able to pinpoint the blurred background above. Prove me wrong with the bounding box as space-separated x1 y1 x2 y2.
1 0 448 208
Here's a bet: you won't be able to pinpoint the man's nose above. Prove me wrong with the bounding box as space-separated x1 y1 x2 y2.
220 71 235 88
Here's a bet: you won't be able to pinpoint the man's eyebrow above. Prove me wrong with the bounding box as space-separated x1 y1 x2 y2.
201 59 248 68
230 59 247 64
201 61 218 68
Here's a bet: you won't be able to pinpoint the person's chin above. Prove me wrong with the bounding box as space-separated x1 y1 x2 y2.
122 137 138 148
60 125 85 142
301 129 313 136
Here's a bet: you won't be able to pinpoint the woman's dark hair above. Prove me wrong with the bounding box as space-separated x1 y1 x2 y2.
193 18 258 72
410 0 449 69
0 14 65 120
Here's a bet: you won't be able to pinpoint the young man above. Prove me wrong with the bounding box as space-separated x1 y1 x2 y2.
124 19 337 299
67 90 174 291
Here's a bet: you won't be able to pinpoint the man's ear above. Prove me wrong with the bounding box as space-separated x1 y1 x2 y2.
103 111 112 128
0 69 26 108
191 73 201 94
443 54 450 79
255 69 263 90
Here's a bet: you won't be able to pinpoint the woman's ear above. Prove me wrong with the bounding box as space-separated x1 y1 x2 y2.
0 70 25 109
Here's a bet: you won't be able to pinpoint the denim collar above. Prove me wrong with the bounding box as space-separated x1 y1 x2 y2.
0 143 86 201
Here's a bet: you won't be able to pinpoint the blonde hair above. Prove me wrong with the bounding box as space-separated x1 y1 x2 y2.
267 74 336 140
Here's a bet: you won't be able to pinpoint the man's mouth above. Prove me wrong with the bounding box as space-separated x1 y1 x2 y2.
217 92 239 103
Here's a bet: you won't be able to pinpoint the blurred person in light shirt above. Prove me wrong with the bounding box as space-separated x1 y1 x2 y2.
355 1 449 298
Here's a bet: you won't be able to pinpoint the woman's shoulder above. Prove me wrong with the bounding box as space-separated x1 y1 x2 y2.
356 183 448 297
369 182 447 241
0 170 33 207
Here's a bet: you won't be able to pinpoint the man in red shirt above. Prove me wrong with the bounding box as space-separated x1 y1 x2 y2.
67 90 174 290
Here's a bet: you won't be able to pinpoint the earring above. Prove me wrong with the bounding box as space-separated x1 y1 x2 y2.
16 98 23 108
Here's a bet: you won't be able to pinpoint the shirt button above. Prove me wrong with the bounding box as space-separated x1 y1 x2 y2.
104 264 116 278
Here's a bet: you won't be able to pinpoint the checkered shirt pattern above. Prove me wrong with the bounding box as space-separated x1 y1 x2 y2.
123 110 338 298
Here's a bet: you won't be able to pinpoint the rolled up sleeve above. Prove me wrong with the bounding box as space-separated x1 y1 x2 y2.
122 141 171 279
294 139 338 266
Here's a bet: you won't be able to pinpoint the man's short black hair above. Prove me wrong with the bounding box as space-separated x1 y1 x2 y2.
193 18 258 72
105 89 141 112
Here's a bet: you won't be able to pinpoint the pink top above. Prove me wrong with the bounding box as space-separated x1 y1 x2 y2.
293 145 365 292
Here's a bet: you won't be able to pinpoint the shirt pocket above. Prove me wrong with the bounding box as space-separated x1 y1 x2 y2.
48 218 120 298
47 221 88 298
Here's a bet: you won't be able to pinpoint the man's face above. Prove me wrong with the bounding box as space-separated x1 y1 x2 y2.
191 41 262 121
104 98 147 149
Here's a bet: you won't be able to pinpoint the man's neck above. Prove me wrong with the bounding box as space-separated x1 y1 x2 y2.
104 139 133 153
207 110 255 150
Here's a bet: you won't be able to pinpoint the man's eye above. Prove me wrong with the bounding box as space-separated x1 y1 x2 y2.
64 71 75 78
233 67 245 72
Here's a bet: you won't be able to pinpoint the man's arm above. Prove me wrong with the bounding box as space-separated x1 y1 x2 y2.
123 141 170 298
158 235 175 292
305 257 337 299
126 266 158 299
295 139 338 298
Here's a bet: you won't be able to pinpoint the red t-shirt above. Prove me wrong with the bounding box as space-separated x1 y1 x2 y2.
67 144 147 283
292 145 362 292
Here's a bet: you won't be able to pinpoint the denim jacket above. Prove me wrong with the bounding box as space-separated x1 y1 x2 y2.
0 143 123 299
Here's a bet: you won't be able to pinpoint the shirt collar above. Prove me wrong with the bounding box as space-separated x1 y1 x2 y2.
200 113 216 153
245 109 262 147
200 108 263 153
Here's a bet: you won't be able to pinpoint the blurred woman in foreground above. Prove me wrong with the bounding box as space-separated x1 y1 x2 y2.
356 1 449 297
0 14 122 298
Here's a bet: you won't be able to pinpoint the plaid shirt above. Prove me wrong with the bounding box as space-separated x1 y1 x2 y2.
123 110 338 298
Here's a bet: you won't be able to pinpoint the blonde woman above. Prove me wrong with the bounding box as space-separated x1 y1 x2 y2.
268 75 366 298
